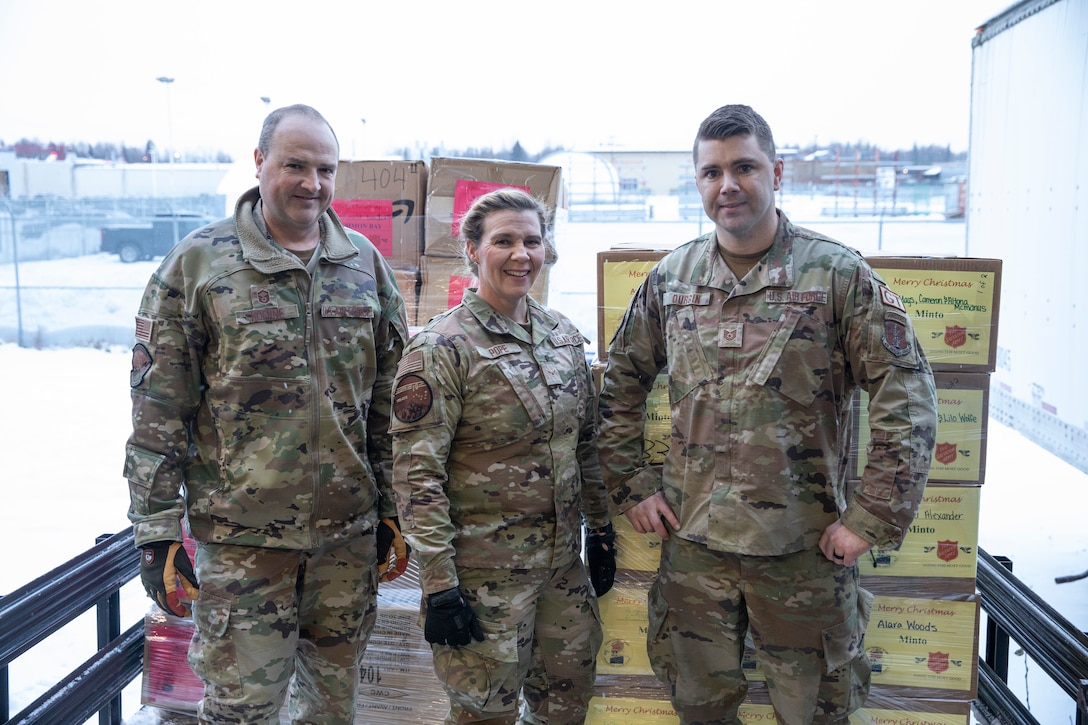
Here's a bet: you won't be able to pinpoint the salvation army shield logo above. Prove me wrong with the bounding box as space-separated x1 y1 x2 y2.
927 651 950 674
945 325 967 349
935 442 958 465
937 540 960 562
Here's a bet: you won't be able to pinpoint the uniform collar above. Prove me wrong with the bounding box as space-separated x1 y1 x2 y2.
690 209 795 295
233 186 359 274
461 288 559 345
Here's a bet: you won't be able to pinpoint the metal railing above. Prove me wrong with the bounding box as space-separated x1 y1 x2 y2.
976 548 1088 725
0 529 141 725
2 534 1087 724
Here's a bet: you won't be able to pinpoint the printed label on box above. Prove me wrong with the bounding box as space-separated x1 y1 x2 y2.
331 199 394 257
451 180 529 237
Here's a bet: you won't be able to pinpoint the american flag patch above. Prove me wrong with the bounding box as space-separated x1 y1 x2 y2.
134 315 154 343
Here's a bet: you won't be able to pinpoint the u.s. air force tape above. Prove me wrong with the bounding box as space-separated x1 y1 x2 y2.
392 374 433 423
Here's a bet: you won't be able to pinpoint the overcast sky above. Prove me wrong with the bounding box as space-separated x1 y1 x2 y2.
0 0 1016 160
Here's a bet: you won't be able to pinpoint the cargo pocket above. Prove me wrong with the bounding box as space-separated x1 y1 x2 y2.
432 618 519 714
820 586 874 674
645 578 675 686
188 591 242 696
123 444 165 516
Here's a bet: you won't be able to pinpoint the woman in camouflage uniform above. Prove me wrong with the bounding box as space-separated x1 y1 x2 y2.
390 188 615 724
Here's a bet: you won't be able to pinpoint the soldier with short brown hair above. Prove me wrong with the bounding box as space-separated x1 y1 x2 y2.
597 104 938 724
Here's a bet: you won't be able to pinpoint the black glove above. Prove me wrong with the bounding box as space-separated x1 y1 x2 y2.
141 540 200 617
586 523 617 597
376 517 410 583
425 587 484 646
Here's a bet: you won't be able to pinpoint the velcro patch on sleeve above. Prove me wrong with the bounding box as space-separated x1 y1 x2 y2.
396 349 425 376
130 343 153 387
392 374 433 424
882 318 913 357
134 315 154 343
878 284 907 313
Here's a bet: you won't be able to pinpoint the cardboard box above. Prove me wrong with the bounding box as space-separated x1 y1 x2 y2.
333 160 427 270
852 372 990 485
866 257 1002 372
354 585 449 723
393 266 420 328
417 253 550 327
424 157 563 258
857 484 980 585
863 595 979 696
597 583 655 677
612 513 663 575
596 249 669 361
592 362 671 468
741 594 979 696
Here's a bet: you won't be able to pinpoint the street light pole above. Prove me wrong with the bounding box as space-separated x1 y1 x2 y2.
156 76 178 234
156 77 176 163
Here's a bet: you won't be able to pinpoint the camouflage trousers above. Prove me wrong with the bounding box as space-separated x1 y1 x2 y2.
426 558 604 724
188 534 378 724
647 537 873 725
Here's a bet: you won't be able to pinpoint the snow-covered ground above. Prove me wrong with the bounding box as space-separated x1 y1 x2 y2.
2 201 1084 723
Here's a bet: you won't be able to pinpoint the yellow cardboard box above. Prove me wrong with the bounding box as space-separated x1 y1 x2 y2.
596 249 669 361
857 484 979 582
744 594 979 695
866 256 1001 372
853 372 989 485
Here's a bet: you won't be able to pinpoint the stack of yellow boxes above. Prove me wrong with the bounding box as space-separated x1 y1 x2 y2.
591 248 1003 724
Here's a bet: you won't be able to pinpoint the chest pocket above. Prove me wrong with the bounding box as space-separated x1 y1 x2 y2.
470 344 549 449
663 292 715 402
748 306 832 406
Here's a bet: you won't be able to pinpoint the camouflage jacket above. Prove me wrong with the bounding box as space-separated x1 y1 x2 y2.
598 212 937 555
125 186 408 549
389 289 610 594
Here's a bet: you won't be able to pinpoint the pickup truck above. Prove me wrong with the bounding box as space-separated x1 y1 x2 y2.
100 212 212 263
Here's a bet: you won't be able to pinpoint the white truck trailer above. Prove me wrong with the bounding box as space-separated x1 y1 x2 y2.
968 0 1088 474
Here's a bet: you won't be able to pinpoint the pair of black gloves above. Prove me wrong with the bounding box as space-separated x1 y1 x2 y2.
140 518 410 618
424 523 617 646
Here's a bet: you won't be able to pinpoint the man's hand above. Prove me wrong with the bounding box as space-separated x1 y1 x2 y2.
424 587 484 646
585 523 617 597
818 520 873 567
140 541 199 617
623 491 680 540
376 517 410 583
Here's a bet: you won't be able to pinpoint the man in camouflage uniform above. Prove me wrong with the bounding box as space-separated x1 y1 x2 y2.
124 104 408 724
390 189 613 724
597 105 938 724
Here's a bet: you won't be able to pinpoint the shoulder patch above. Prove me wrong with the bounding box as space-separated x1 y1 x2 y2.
882 318 913 357
878 284 907 313
130 343 153 387
396 349 425 376
392 374 433 423
134 315 154 343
